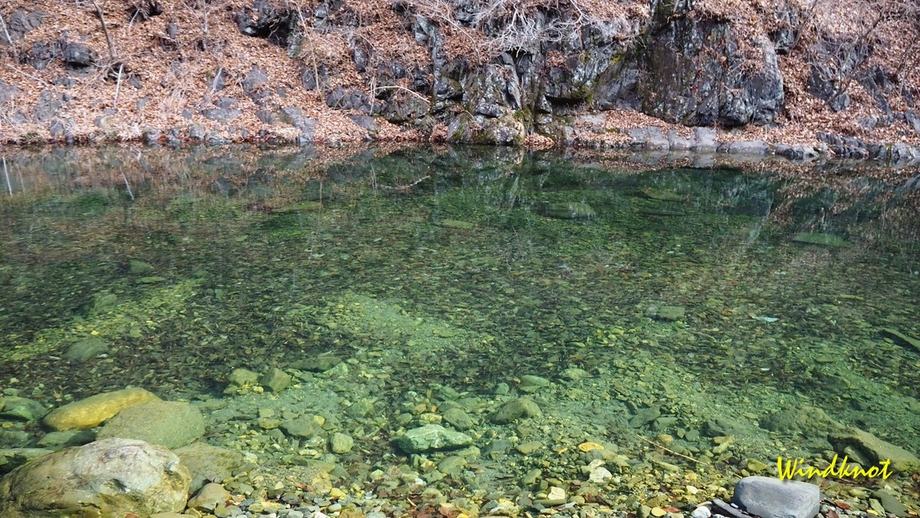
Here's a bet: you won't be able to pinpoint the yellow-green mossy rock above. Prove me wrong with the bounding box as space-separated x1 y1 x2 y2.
43 387 161 431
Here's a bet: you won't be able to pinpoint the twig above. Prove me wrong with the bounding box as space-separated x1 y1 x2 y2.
636 434 699 464
3 157 11 197
373 85 431 105
0 13 16 60
113 62 124 108
92 0 117 60
5 63 51 87
293 3 320 91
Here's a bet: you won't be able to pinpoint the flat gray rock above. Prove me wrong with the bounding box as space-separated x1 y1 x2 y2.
732 476 820 518
393 424 472 453
97 401 206 449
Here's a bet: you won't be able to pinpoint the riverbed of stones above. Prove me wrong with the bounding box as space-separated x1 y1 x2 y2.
2 343 919 517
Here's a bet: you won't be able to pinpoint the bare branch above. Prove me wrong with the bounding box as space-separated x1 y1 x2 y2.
91 0 117 60
0 13 17 61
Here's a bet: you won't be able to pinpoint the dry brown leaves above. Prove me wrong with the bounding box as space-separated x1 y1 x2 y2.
1 0 919 148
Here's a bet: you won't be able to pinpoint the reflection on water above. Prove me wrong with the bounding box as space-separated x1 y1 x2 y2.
1 145 919 502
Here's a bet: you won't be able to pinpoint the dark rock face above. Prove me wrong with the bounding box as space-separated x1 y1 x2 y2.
235 0 295 46
628 0 784 126
5 9 47 41
63 43 98 68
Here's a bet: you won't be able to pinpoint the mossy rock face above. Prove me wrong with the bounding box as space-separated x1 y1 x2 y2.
791 232 849 247
536 202 597 219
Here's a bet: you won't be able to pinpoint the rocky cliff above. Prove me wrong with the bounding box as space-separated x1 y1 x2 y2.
1 0 919 159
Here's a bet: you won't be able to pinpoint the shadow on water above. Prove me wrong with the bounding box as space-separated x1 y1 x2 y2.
2 144 920 470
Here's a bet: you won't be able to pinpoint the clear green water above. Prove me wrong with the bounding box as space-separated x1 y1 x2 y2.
1 145 920 501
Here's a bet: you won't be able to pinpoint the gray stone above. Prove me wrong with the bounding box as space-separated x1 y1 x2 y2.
200 107 242 122
281 415 325 439
0 396 48 421
0 448 54 472
393 424 473 453
727 140 769 155
242 65 268 94
63 43 97 67
187 482 232 512
692 127 718 151
629 405 661 428
828 428 920 473
904 110 920 135
0 438 190 518
732 476 819 518
33 90 62 122
667 129 692 150
442 407 475 430
872 490 909 517
346 399 375 418
63 337 108 362
36 430 95 448
518 375 551 393
97 400 206 449
228 368 260 387
174 442 243 493
491 397 541 424
7 9 47 41
0 430 31 449
646 127 670 149
260 367 291 392
330 432 354 454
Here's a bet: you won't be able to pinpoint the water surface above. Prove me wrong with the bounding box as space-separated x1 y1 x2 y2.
1 145 919 504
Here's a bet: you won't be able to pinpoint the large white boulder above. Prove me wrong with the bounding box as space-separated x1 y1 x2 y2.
0 437 190 518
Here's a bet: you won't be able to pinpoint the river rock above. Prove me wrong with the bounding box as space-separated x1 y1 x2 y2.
97 400 206 449
63 337 109 362
175 442 243 493
43 387 161 431
731 476 819 518
393 424 473 453
282 414 325 438
491 397 542 424
442 407 475 430
518 375 551 393
0 438 190 517
0 448 53 473
36 430 95 448
330 432 354 454
0 396 48 422
187 482 232 512
828 428 920 473
228 367 260 387
260 367 292 392
872 490 910 517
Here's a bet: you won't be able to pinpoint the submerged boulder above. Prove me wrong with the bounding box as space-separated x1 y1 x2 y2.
0 437 191 517
97 400 206 449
